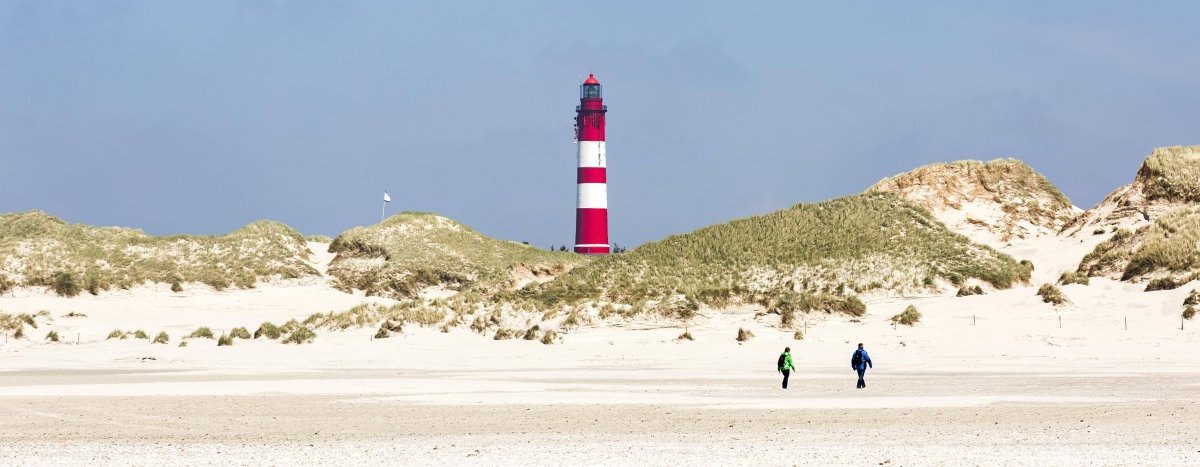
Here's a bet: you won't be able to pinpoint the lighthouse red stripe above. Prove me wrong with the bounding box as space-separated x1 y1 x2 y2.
577 168 607 183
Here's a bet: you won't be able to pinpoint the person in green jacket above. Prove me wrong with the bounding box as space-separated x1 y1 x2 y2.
778 347 796 389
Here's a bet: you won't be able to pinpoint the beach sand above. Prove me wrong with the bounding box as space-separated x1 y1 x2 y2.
3 238 1200 465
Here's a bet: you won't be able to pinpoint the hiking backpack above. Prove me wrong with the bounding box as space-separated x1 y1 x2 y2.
851 349 863 367
777 353 787 369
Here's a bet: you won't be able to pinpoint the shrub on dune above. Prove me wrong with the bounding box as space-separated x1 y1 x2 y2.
106 329 127 340
133 329 148 339
229 327 252 339
217 334 233 346
540 329 558 345
890 305 922 326
254 322 282 340
282 326 316 344
1037 283 1067 305
736 328 754 342
186 327 214 339
152 331 169 344
45 330 60 342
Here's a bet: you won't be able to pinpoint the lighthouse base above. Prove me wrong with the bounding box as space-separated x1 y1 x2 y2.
573 244 611 255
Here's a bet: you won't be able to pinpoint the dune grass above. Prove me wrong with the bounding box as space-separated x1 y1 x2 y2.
229 327 252 339
1058 272 1090 286
325 212 589 299
106 329 127 340
1137 146 1200 202
1038 283 1067 305
518 193 1028 311
217 334 233 346
1078 207 1200 285
152 331 169 344
890 305 922 326
45 330 60 342
282 326 316 344
736 328 754 342
186 327 214 339
254 322 283 340
0 211 318 295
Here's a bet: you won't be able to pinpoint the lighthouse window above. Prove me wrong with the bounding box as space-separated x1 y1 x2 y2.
581 85 602 99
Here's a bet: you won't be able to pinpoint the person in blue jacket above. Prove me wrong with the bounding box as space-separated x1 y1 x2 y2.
851 343 873 389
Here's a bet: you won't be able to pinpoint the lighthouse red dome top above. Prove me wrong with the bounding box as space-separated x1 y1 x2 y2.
579 74 602 100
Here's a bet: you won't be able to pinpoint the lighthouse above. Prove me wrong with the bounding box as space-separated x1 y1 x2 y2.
574 74 609 255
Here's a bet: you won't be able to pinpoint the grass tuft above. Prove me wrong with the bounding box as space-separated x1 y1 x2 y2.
956 285 984 297
254 322 282 340
540 329 558 345
45 330 60 342
890 305 922 326
229 327 251 339
133 329 148 339
217 334 233 346
1057 272 1090 286
677 330 694 341
282 325 316 344
106 329 127 340
1037 283 1067 305
736 327 754 342
152 331 169 344
186 327 214 339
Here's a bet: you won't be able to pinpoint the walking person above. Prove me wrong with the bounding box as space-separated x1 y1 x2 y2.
778 347 796 389
851 343 873 389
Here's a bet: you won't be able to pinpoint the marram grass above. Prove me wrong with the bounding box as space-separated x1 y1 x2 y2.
519 193 1029 308
0 211 318 295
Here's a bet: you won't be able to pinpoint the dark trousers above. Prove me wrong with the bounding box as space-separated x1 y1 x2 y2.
856 368 867 388
781 369 791 389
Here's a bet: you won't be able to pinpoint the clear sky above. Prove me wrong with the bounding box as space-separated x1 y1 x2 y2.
2 1 1197 248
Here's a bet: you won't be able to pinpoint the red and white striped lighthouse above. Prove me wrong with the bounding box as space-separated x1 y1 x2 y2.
574 74 609 255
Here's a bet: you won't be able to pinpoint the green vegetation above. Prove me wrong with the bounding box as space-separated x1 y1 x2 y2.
1183 290 1199 320
282 325 316 344
736 328 754 342
0 211 318 294
152 331 169 344
1057 272 1090 286
50 271 81 297
178 340 188 347
1145 277 1184 292
493 328 519 340
45 330 60 342
1137 146 1200 202
793 330 804 340
1077 208 1200 285
1038 283 1067 305
304 302 449 332
956 285 984 297
540 329 558 345
254 322 283 340
229 327 252 339
133 329 148 339
217 334 233 346
522 325 541 341
890 305 922 326
325 212 589 299
186 327 214 339
171 280 183 293
520 193 1028 310
106 329 127 340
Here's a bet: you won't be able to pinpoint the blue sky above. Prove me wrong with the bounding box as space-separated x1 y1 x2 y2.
2 1 1198 247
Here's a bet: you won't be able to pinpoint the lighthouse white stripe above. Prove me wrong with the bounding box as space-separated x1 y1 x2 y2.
577 141 606 168
577 183 608 209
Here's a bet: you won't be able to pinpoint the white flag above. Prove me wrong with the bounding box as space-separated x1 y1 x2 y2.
383 191 391 203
